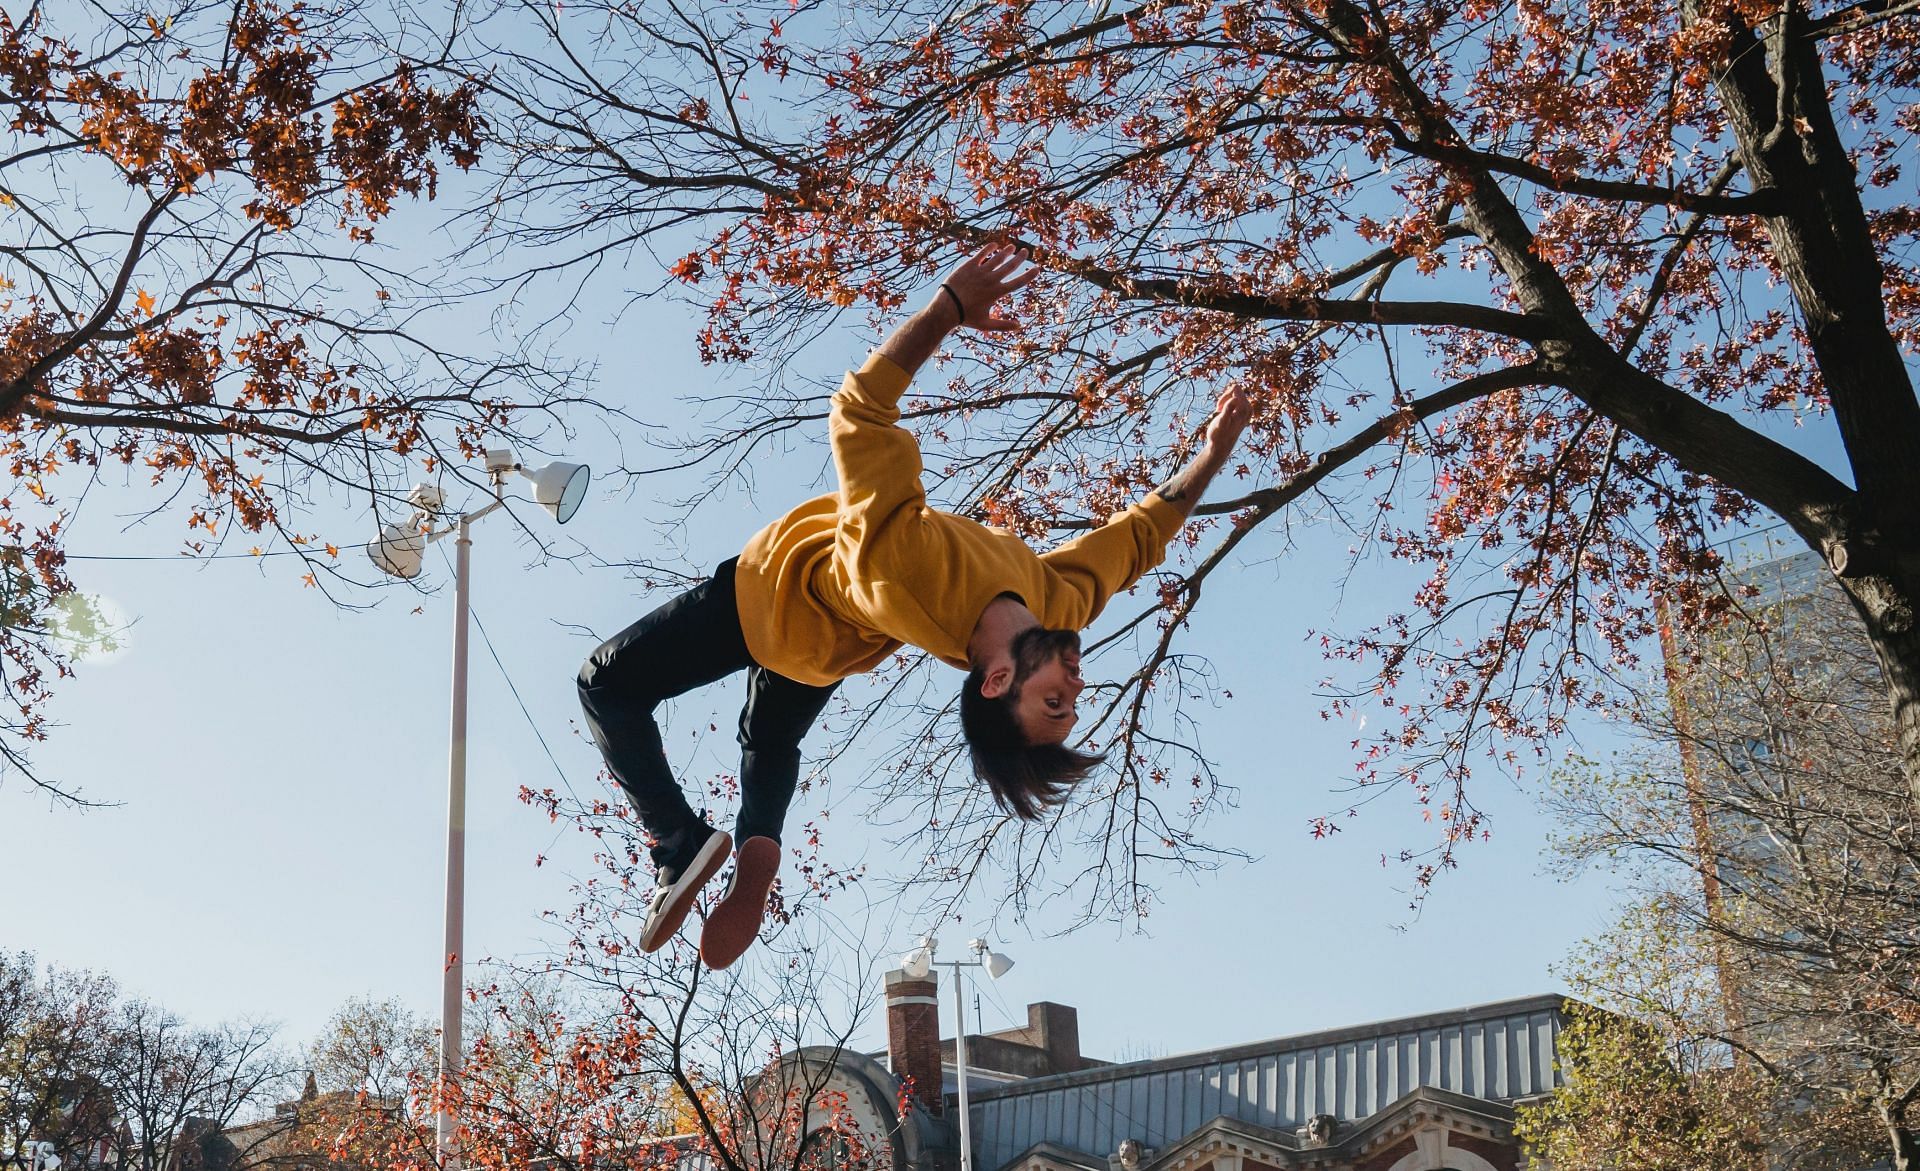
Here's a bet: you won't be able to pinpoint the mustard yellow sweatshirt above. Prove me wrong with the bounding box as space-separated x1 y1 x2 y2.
733 353 1185 687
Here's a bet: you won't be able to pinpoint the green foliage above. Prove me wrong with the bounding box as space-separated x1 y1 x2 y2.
0 951 293 1171
307 997 433 1101
1516 1002 1879 1171
1517 1003 1762 1171
1528 582 1920 1168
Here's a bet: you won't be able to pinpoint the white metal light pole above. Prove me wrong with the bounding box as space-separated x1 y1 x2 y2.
899 937 1014 1171
951 962 975 1171
369 450 590 1169
436 505 487 1165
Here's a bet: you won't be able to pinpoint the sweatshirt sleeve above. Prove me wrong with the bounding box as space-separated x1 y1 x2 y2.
1038 493 1186 628
829 352 925 552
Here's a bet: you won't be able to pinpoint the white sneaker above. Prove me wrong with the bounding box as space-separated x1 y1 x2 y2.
637 827 732 953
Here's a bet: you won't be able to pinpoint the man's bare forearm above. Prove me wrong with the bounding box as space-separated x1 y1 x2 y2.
876 296 963 380
1154 386 1252 520
872 246 1035 378
1153 446 1231 520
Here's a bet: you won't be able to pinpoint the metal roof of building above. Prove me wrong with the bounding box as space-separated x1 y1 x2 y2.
965 994 1570 1171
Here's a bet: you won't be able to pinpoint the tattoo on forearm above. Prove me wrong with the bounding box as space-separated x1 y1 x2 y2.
1155 449 1220 511
1156 459 1205 503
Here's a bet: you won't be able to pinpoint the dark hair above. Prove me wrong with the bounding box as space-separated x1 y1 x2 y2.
958 628 1104 819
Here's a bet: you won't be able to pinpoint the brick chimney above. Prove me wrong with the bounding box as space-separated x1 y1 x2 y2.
1027 1002 1082 1073
886 967 943 1115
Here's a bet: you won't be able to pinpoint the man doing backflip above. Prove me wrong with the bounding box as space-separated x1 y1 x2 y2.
578 245 1253 969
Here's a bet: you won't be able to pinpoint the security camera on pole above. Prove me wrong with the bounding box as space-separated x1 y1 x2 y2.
899 936 1015 1171
367 448 590 1168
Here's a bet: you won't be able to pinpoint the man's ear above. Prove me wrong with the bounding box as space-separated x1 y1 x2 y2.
977 662 1015 700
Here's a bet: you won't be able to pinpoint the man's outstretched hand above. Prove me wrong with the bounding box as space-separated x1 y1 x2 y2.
940 243 1040 333
876 242 1042 377
1154 385 1256 520
1202 386 1253 461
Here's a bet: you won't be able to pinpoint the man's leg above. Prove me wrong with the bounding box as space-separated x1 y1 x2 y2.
576 559 751 950
699 666 838 969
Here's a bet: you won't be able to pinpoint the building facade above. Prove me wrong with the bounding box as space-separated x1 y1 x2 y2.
784 976 1570 1171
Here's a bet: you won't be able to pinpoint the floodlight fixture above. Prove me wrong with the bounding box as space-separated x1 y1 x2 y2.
903 937 1018 1171
520 460 590 524
899 937 934 979
967 937 1015 979
359 443 588 1171
369 521 426 579
407 483 447 513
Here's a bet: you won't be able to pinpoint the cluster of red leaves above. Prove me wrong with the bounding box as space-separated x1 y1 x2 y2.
416 860 889 1171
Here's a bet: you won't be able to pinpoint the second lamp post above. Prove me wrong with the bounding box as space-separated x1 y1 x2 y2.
899 937 1015 1171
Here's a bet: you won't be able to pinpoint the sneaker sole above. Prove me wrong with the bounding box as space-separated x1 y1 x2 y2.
638 830 732 953
699 836 780 971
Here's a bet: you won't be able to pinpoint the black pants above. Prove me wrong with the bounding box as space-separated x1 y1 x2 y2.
576 558 838 866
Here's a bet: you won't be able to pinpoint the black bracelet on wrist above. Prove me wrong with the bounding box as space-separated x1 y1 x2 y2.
938 283 966 324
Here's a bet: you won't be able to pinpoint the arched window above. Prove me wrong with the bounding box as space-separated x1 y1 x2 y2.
798 1129 855 1171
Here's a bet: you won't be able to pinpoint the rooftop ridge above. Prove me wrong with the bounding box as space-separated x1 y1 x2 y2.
967 991 1575 1102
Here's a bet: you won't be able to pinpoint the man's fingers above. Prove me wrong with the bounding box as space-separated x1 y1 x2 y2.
1002 265 1041 293
960 242 1032 277
943 243 1036 332
984 243 1030 271
1206 388 1252 448
961 244 1003 277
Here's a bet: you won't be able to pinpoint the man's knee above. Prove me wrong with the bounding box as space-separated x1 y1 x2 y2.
738 675 832 753
576 649 609 700
736 717 808 757
736 701 817 756
577 643 653 709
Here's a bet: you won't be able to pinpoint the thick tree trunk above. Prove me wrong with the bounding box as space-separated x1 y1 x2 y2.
1688 3 1920 800
1328 0 1920 796
1880 1097 1918 1171
1702 5 1920 505
1840 560 1920 807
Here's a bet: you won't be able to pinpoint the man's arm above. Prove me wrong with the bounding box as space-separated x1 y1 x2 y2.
1153 386 1254 520
1038 386 1255 628
876 243 1038 377
829 245 1042 534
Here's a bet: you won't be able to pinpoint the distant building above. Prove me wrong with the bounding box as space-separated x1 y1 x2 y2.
778 975 1572 1171
1656 546 1894 1037
1734 548 1830 612
1657 547 1882 860
2 1076 132 1171
212 1076 406 1171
